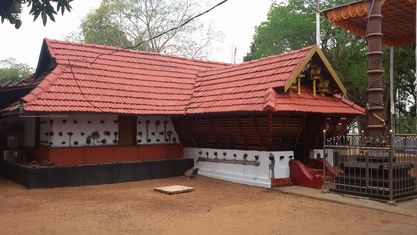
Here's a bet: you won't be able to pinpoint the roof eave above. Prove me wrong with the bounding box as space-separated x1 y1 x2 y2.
322 0 363 15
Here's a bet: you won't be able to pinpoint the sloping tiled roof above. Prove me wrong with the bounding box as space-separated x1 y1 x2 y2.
16 39 364 116
263 87 364 115
187 46 314 113
22 39 226 114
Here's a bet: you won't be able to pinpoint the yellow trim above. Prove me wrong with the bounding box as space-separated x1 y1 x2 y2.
316 47 347 94
326 0 388 23
372 112 386 125
284 47 316 92
297 77 301 95
313 79 316 96
284 45 347 95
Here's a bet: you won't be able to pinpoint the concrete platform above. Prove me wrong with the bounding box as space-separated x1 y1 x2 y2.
273 186 417 217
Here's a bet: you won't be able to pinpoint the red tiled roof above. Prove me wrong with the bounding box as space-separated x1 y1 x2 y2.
22 39 226 114
263 87 364 115
187 46 314 113
18 39 364 116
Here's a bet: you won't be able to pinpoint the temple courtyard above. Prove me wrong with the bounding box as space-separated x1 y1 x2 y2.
1 176 417 235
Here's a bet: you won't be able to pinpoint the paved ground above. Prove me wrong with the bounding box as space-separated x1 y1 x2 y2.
1 176 417 235
367 223 417 235
275 186 417 217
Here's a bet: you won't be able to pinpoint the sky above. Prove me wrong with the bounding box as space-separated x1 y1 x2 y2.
0 0 275 69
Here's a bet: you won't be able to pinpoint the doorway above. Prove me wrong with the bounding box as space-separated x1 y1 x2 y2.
118 116 137 146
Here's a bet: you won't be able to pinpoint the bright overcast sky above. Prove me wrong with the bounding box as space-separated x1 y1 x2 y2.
0 0 275 69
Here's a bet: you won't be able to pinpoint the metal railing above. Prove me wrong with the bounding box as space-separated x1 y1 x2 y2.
323 132 417 203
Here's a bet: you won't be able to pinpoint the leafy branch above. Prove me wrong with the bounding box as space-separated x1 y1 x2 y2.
0 0 73 29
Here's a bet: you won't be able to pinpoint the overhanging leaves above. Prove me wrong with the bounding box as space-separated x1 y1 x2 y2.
0 0 73 28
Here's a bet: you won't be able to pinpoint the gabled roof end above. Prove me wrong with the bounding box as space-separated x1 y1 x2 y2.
283 45 347 95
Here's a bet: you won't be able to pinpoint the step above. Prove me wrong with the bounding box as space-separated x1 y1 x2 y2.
307 168 323 177
271 178 294 187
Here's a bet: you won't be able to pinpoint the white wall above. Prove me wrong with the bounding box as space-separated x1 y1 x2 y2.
39 115 118 147
38 114 179 148
137 116 179 145
184 147 293 188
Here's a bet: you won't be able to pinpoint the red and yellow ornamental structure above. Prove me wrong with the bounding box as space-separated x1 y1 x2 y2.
324 0 417 137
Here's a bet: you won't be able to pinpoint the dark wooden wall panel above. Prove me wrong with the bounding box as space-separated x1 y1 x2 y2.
173 112 354 152
118 116 137 146
173 113 305 151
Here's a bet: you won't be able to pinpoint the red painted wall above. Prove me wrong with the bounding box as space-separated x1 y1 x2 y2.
27 144 184 166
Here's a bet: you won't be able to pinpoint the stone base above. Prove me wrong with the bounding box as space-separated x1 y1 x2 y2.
0 159 193 188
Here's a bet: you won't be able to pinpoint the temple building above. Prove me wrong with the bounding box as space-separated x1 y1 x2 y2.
0 39 364 188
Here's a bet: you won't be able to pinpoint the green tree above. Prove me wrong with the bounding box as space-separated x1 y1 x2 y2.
383 46 417 133
0 0 73 29
0 58 33 86
244 1 315 60
69 0 219 58
79 2 133 49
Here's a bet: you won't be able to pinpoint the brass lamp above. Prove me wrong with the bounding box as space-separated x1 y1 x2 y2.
310 66 321 96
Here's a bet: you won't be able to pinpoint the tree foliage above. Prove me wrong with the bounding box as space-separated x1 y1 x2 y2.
385 46 417 133
245 0 417 133
79 2 133 49
0 58 33 86
0 0 73 29
71 0 218 59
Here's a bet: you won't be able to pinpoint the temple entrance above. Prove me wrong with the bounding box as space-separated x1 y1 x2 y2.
293 115 326 164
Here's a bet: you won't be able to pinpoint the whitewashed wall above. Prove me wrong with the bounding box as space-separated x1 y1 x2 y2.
184 147 293 188
39 115 118 147
37 114 179 148
39 117 51 146
137 116 179 145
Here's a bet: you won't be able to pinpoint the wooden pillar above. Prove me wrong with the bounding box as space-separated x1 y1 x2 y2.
366 0 385 137
35 116 40 147
268 112 272 149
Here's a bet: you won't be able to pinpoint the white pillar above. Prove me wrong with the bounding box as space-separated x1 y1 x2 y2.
316 2 321 48
415 1 417 134
390 47 394 133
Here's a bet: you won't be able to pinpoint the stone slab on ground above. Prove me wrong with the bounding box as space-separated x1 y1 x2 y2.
154 185 194 195
274 186 417 217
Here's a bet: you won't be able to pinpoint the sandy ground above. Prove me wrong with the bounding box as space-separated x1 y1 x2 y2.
0 176 416 235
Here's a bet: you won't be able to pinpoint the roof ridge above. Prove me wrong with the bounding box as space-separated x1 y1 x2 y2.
45 38 230 68
197 45 316 75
